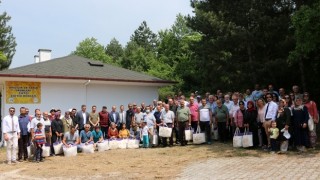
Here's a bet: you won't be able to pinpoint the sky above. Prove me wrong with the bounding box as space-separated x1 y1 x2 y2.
0 0 193 68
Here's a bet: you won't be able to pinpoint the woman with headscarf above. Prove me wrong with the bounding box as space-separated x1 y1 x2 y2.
292 97 309 152
276 99 291 153
51 113 63 155
244 101 259 147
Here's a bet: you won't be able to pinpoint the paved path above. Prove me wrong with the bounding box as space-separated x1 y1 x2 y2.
177 154 320 180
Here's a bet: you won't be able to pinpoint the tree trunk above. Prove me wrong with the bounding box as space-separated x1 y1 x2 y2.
299 58 307 92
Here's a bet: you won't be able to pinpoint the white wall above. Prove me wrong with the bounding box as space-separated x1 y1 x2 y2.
3 82 159 115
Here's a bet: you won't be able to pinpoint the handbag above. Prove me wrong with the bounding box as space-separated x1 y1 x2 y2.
308 114 314 131
152 129 159 146
53 138 63 155
27 142 35 157
81 143 94 153
185 127 193 141
233 127 243 148
127 138 140 149
242 128 253 148
97 140 109 152
42 144 51 157
193 125 206 144
118 139 128 149
109 139 119 150
159 124 172 138
63 145 77 157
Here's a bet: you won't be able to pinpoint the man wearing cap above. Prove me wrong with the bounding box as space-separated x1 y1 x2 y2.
3 107 20 164
99 106 109 139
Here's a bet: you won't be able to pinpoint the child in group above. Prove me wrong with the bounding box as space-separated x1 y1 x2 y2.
268 121 279 154
141 121 152 148
119 124 130 138
34 123 46 163
130 121 140 139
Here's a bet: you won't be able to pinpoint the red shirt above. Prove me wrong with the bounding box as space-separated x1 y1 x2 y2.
99 111 109 127
305 101 319 123
189 103 199 121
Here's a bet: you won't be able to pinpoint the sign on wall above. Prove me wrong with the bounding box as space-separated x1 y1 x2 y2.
6 81 41 104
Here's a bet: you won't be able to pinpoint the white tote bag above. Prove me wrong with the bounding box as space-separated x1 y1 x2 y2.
159 124 172 138
212 124 219 140
152 129 158 146
308 114 314 131
63 145 77 157
118 139 128 149
233 128 243 148
193 125 206 144
109 139 119 150
53 139 63 155
42 145 51 157
127 138 140 149
185 127 193 141
82 143 94 153
242 128 253 148
97 140 109 152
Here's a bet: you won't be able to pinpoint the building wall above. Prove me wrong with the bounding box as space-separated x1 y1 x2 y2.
3 82 159 115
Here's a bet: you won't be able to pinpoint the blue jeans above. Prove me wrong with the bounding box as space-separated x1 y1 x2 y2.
35 144 43 161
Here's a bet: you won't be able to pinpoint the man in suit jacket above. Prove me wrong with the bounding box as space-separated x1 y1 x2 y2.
109 106 120 130
75 105 90 134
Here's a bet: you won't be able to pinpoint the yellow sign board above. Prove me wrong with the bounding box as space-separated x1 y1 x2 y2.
6 81 41 104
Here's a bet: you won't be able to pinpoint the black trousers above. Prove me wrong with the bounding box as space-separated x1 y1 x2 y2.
200 121 211 143
18 135 29 160
101 126 109 139
217 122 227 142
162 123 173 146
191 121 198 133
178 121 188 145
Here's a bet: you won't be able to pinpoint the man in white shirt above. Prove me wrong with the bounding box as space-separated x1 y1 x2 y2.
3 107 21 164
264 93 278 148
30 109 45 138
119 105 127 129
229 94 240 138
223 94 233 111
160 104 175 147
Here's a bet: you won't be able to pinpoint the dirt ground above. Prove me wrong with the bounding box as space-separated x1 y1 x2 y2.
0 142 318 180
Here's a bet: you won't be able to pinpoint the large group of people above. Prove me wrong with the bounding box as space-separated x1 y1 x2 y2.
1 84 319 164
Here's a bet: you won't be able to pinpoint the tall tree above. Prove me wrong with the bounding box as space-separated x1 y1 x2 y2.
130 21 157 52
187 0 296 92
0 11 16 70
72 37 113 64
105 38 123 64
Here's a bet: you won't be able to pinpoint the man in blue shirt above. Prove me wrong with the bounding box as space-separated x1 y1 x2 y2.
18 107 30 161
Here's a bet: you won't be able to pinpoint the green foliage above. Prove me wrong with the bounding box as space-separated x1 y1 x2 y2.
0 11 16 70
289 1 320 62
72 37 113 64
130 21 157 52
105 38 124 64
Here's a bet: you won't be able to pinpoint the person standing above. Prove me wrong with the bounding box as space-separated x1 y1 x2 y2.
109 106 120 130
119 105 127 131
75 105 90 134
42 111 52 147
276 99 291 152
198 99 213 144
214 100 229 143
303 92 319 148
51 113 63 155
3 107 20 164
189 97 199 134
18 107 29 162
176 101 191 146
99 106 109 139
61 111 73 134
126 104 135 129
264 93 278 149
89 105 100 130
161 104 175 147
244 101 259 147
154 105 162 146
168 98 178 144
134 107 144 126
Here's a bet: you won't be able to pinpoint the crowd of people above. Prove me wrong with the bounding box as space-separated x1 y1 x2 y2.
1 84 319 164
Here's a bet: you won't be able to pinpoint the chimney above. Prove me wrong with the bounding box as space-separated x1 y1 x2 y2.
38 49 52 62
34 55 39 63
